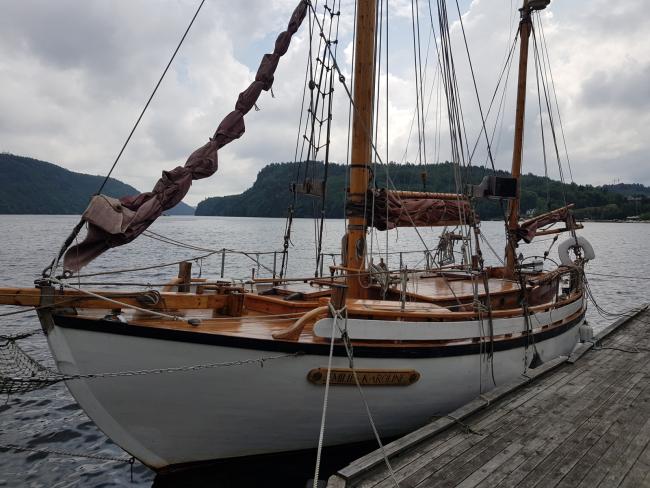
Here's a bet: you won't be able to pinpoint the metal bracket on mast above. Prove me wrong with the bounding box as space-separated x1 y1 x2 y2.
292 178 325 198
525 0 550 11
469 176 518 200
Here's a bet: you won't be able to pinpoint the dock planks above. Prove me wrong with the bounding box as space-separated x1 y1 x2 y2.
328 307 650 488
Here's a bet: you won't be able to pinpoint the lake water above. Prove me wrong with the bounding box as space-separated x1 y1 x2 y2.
0 215 647 487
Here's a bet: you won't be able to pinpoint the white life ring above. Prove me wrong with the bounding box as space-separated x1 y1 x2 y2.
558 236 595 266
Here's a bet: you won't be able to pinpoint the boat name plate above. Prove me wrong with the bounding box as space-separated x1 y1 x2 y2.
307 368 420 386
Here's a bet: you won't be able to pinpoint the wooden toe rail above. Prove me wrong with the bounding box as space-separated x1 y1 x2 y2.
0 287 229 311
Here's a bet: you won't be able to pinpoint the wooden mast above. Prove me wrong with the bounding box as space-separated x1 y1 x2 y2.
345 0 377 298
505 0 547 278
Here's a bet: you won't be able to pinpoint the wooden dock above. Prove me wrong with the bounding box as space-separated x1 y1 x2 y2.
327 307 650 488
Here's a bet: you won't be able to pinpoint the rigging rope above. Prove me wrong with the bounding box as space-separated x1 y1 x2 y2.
587 272 650 281
0 443 134 465
331 303 400 487
536 16 574 183
73 252 220 278
97 0 207 194
531 20 569 209
454 0 497 172
312 300 339 488
71 243 284 280
0 328 302 395
315 1 341 277
141 231 278 276
49 278 191 322
368 0 384 267
282 0 341 279
533 38 551 211
306 2 436 261
410 0 425 166
44 0 208 279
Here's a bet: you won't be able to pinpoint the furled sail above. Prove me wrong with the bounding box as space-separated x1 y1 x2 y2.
63 1 308 272
348 189 477 231
516 204 576 243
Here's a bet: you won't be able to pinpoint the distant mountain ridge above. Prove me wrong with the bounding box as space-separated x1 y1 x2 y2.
602 183 650 197
7 153 644 220
0 153 194 215
196 161 650 221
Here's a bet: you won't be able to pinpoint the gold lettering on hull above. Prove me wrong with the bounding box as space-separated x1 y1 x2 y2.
307 368 420 386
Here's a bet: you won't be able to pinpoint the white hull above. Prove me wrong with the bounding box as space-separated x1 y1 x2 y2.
45 299 585 469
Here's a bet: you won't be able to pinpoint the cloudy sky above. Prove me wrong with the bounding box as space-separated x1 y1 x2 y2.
1 0 648 205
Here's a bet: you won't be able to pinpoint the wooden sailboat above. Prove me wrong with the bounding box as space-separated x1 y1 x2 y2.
0 0 594 471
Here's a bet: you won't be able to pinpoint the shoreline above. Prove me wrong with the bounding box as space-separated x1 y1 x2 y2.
0 213 649 224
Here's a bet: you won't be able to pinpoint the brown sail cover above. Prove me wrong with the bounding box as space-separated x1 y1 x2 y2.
515 205 576 243
348 189 476 231
63 2 308 272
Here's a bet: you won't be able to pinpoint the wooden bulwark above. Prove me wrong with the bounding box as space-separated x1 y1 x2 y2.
327 306 650 487
0 284 584 326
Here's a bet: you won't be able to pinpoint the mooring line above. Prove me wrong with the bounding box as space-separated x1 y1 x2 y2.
0 442 133 464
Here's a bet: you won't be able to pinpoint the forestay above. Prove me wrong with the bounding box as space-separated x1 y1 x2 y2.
62 1 308 272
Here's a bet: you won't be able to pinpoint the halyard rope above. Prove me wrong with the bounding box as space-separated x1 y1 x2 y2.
330 303 400 487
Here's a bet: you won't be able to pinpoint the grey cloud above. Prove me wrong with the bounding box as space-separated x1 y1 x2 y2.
0 1 119 71
1 0 649 207
580 61 650 110
576 146 650 186
571 0 648 38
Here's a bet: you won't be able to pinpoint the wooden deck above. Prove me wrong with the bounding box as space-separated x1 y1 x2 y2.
328 307 650 488
404 276 521 303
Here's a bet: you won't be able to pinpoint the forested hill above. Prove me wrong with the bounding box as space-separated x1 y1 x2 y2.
0 153 194 215
196 161 650 221
601 183 650 197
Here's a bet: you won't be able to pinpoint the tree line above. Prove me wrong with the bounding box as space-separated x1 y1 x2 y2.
196 161 650 221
